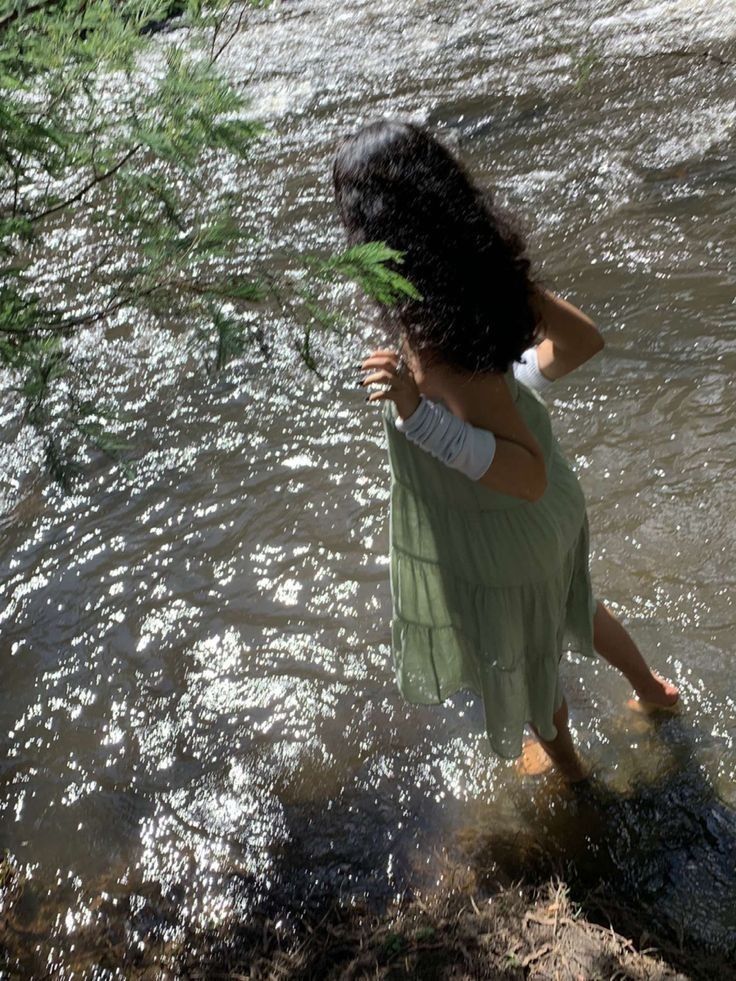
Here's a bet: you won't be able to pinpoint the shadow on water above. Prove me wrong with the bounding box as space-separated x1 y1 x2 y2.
0 772 430 977
166 772 444 978
464 711 736 979
234 787 419 920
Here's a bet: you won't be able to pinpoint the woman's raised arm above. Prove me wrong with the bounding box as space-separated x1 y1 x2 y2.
532 288 605 381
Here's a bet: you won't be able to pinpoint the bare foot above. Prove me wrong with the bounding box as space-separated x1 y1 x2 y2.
515 738 590 784
515 738 554 777
629 671 680 713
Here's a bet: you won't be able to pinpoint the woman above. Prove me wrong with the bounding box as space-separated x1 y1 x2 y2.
333 119 678 781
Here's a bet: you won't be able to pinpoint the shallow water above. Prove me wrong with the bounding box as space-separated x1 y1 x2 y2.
1 0 736 973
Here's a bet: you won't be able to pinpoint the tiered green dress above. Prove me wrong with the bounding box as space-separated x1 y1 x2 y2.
380 369 597 759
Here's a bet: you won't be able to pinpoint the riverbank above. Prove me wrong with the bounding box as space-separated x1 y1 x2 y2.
2 852 731 978
178 877 731 980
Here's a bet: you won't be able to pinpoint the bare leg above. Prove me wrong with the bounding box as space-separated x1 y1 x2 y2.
593 601 679 707
528 698 589 783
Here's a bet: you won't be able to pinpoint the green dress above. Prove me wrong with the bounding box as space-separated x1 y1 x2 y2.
380 369 597 759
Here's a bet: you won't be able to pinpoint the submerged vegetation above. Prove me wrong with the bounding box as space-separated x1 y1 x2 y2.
0 0 417 489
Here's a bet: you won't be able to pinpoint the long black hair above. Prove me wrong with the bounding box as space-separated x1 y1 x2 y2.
332 119 544 375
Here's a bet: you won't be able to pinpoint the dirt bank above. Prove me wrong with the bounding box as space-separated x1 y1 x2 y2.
3 848 735 979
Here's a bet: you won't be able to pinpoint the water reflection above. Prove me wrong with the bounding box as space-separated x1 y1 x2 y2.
1 0 735 973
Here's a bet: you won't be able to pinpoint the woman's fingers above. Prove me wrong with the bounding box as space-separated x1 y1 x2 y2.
366 388 389 402
361 368 396 387
358 351 415 406
361 365 399 404
366 348 398 359
360 350 399 370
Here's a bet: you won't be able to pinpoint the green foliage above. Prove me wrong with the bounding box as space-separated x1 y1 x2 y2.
381 932 405 957
311 242 423 306
0 0 421 491
291 243 422 379
132 45 266 167
0 0 267 487
192 302 261 373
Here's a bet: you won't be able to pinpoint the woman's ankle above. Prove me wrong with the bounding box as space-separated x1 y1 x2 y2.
554 755 590 784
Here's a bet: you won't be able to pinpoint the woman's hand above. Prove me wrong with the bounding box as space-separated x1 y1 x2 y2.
358 348 421 420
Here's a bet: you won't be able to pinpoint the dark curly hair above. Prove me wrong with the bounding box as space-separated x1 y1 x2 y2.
332 119 544 375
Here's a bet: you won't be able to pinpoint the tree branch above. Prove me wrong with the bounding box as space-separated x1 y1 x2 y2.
29 143 141 223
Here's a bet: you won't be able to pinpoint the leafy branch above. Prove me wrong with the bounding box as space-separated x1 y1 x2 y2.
0 1 421 493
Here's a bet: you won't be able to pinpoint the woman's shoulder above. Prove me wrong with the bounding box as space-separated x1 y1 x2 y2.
403 348 554 458
416 362 520 428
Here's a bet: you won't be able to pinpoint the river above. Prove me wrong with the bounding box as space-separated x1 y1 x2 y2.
1 0 735 973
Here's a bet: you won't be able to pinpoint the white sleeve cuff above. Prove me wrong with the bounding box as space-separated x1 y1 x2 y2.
394 396 496 481
394 394 433 437
512 345 554 392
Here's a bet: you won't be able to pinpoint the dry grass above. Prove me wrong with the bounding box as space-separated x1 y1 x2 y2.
208 878 689 981
1 850 730 979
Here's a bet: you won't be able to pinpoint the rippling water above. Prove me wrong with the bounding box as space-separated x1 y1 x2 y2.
1 0 735 973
